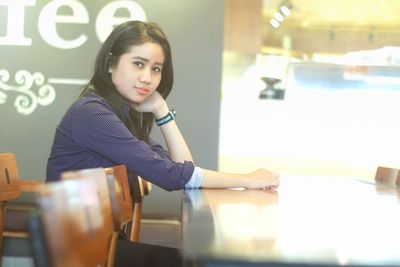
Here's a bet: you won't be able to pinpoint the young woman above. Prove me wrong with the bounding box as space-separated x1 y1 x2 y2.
46 20 279 267
46 20 279 191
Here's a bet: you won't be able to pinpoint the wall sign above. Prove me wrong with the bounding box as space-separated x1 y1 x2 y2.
0 0 146 115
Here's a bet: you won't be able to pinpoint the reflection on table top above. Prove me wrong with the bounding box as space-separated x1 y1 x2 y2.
182 175 400 266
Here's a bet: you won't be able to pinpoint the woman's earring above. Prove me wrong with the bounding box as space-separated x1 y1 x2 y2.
108 67 112 73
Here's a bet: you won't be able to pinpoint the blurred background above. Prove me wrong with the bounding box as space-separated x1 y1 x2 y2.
220 0 400 178
1 2 399 265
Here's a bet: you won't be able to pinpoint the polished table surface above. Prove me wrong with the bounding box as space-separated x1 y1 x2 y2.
181 175 400 266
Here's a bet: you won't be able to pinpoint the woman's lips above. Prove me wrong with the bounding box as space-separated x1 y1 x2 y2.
137 87 149 96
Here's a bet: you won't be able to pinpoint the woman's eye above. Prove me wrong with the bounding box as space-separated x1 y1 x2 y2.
134 61 144 67
153 66 162 73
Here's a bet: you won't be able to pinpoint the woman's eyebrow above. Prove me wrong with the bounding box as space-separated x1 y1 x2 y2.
132 56 148 62
132 56 163 66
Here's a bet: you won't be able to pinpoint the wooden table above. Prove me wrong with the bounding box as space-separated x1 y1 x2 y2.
181 175 400 266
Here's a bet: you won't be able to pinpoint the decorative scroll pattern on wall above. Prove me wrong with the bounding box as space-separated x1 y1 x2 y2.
0 69 56 115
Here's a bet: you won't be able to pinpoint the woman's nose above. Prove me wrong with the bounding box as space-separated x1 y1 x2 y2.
139 68 151 83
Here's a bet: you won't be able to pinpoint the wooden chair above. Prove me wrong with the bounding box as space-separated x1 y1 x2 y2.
30 168 115 267
375 166 400 188
105 165 151 242
0 153 21 257
0 153 42 241
103 165 135 267
104 165 137 242
105 168 171 249
61 166 142 267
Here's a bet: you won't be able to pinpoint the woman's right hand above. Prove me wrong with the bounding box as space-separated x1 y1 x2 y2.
201 168 280 190
245 168 280 190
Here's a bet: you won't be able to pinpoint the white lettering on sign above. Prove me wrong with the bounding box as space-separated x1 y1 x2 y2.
0 0 147 114
0 0 35 46
0 0 146 48
96 0 147 42
38 0 89 49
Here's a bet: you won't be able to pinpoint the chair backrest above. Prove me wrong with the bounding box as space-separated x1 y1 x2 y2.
375 166 400 187
30 168 114 267
104 165 144 242
103 165 133 267
0 153 21 256
104 165 134 229
63 167 131 267
0 153 21 202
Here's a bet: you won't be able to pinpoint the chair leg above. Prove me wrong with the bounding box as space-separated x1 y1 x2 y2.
107 232 119 267
129 203 142 242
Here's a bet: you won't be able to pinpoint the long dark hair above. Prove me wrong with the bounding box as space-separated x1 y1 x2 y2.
81 20 173 142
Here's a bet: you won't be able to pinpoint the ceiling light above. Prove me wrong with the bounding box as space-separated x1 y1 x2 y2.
270 0 292 29
270 18 280 28
280 0 293 16
274 12 284 22
280 5 291 16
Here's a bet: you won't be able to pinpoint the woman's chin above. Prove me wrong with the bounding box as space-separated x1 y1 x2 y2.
129 95 146 104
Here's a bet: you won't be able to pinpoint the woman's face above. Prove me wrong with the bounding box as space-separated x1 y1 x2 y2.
110 42 165 104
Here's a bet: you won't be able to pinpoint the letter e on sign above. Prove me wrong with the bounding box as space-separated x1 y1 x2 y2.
96 0 146 42
38 0 89 49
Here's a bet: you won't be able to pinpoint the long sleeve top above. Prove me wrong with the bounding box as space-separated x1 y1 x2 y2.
46 93 194 191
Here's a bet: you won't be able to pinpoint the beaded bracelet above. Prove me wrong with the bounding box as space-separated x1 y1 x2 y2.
155 109 176 126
